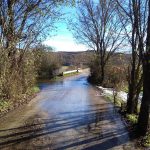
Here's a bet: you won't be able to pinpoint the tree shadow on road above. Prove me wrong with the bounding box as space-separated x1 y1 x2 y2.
0 103 137 149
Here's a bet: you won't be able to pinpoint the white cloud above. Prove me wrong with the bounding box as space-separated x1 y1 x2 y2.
43 35 88 52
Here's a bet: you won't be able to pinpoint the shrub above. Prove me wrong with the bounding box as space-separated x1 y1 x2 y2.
0 47 37 102
35 46 61 79
88 56 102 84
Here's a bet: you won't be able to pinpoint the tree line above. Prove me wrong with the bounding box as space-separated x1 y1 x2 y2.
70 0 150 138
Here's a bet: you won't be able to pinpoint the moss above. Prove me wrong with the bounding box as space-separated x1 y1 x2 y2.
0 100 12 112
126 114 138 124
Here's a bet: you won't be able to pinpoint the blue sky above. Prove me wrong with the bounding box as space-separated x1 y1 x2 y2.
43 6 88 52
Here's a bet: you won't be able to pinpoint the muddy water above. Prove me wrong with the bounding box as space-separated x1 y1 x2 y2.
0 73 139 150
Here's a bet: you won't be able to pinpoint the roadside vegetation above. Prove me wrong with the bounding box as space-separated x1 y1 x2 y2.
47 71 80 82
0 0 86 114
0 0 73 114
35 45 61 79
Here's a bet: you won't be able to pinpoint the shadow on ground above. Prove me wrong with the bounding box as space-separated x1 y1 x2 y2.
0 103 136 150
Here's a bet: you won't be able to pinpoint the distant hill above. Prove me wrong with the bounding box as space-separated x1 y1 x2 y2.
109 52 131 67
56 50 131 67
57 51 94 67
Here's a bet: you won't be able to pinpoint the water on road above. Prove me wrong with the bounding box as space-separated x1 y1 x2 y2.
0 73 137 150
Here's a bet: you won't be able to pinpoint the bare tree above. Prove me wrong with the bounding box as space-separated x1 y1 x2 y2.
117 0 150 135
116 0 148 114
70 0 125 84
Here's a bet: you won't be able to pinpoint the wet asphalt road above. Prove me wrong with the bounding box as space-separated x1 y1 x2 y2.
0 73 138 150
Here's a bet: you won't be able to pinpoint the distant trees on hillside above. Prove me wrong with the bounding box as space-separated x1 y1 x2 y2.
58 51 93 67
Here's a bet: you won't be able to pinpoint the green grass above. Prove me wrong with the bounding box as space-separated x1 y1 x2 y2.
126 114 138 124
49 72 80 82
105 94 138 125
105 95 124 107
143 133 150 147
50 76 62 81
0 100 12 112
38 71 80 83
0 86 40 114
105 95 114 103
31 86 40 93
122 86 128 93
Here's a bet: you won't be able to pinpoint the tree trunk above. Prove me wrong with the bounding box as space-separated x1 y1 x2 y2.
138 0 150 135
126 50 138 114
127 77 141 114
126 11 142 114
138 59 150 135
127 85 138 114
99 64 105 85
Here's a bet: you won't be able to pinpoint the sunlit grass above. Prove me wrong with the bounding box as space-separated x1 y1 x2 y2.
126 114 138 124
0 100 12 112
31 86 40 93
143 133 150 147
105 95 124 107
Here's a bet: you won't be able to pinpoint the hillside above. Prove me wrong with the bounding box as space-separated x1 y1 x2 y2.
56 51 130 68
57 51 94 67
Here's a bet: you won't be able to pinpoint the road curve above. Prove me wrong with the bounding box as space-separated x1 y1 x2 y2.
0 73 138 150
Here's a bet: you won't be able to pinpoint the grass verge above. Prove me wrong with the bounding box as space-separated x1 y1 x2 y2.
143 133 150 147
31 86 40 93
105 94 138 125
103 90 149 148
104 95 124 107
0 85 40 116
49 72 80 82
0 100 12 113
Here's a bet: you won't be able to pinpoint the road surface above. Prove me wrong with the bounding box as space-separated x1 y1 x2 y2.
0 73 138 150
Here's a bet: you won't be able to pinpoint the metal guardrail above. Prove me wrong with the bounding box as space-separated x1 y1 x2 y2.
62 69 82 75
